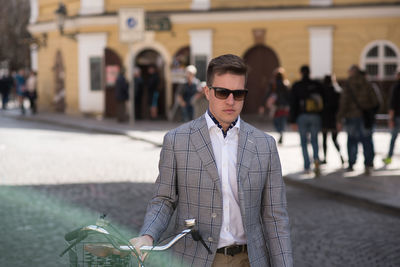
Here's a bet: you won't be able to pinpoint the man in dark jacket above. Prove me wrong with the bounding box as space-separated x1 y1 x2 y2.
336 65 379 174
289 65 324 176
0 69 14 109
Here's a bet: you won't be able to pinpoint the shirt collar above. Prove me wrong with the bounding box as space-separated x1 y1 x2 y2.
205 110 240 138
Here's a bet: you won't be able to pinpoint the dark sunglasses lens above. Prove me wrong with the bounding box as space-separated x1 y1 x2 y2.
215 89 230 99
214 88 247 100
232 90 247 100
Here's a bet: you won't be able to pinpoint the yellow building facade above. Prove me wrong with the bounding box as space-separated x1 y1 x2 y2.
28 0 400 119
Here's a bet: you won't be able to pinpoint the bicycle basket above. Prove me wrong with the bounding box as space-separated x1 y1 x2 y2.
66 235 135 267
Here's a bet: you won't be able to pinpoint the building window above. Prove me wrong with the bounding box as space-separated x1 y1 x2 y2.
362 41 400 80
310 0 332 6
194 55 207 82
189 29 213 81
191 0 210 10
308 26 333 79
80 0 104 15
89 57 102 91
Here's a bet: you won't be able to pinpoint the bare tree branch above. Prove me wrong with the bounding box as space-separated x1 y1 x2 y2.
0 0 31 70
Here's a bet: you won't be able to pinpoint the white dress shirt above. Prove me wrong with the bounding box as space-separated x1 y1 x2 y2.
205 112 247 248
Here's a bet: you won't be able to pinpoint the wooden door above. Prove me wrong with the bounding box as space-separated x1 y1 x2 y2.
104 48 122 118
243 45 280 114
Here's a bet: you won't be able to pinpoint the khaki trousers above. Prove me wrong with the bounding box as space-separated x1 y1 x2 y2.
212 252 250 267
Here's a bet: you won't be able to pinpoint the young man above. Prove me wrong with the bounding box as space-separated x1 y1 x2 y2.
130 54 292 267
336 65 378 174
177 65 200 122
289 65 324 176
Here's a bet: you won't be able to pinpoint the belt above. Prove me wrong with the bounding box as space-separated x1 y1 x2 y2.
216 244 247 256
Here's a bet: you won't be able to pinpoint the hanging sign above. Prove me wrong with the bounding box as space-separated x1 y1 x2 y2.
119 8 145 43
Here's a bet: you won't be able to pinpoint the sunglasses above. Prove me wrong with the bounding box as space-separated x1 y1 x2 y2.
209 87 248 101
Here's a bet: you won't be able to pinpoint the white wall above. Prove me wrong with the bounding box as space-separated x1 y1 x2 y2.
77 33 107 113
30 45 38 71
309 26 334 79
29 0 38 23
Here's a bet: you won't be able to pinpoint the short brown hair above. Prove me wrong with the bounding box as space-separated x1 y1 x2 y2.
206 54 248 86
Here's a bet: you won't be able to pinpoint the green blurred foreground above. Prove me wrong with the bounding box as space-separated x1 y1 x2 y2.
0 185 187 267
0 186 136 267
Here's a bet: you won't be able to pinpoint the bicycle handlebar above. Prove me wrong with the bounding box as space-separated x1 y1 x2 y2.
61 218 209 267
120 228 192 252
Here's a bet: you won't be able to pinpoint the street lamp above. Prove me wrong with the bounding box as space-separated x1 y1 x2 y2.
55 2 67 35
54 2 77 40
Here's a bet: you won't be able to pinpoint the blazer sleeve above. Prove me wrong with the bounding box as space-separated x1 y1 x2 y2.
262 136 293 267
139 132 178 242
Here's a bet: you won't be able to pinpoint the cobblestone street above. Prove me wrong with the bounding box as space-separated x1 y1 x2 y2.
1 116 399 266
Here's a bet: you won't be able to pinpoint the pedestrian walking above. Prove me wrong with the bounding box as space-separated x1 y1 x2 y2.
321 74 344 165
262 67 290 145
0 69 14 110
147 65 160 120
177 65 199 122
14 69 26 114
129 54 293 267
191 81 208 119
336 65 379 175
133 67 144 120
26 70 38 114
382 68 400 165
289 65 324 176
115 67 129 122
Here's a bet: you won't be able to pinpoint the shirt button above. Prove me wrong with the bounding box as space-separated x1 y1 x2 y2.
211 213 217 218
208 237 214 242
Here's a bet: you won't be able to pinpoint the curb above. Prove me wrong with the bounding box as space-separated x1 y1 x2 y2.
284 176 400 215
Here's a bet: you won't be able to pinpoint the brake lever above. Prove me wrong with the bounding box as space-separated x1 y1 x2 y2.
191 229 212 254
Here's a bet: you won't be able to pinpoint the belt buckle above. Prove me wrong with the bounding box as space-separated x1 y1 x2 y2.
224 247 229 256
225 245 237 256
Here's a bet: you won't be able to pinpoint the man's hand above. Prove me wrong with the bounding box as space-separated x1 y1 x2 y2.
290 123 298 131
129 235 153 261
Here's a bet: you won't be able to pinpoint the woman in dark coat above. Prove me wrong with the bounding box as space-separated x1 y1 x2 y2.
321 75 344 165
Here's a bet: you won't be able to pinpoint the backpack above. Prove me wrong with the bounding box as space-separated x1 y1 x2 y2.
305 93 324 113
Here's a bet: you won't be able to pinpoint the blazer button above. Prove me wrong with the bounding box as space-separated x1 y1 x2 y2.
208 237 214 242
211 213 217 218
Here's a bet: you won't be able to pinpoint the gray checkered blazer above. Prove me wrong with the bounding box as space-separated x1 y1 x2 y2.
140 115 292 267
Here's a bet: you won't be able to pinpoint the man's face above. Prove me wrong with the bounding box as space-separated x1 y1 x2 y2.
186 72 195 83
205 72 246 129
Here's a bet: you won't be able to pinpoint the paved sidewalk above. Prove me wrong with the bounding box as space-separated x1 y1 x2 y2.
2 109 400 213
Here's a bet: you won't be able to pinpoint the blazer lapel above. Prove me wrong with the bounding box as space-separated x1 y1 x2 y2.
189 116 221 193
237 120 256 187
236 120 257 226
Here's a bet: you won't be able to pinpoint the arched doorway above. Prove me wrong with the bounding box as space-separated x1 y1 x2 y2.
134 49 165 120
243 45 280 114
